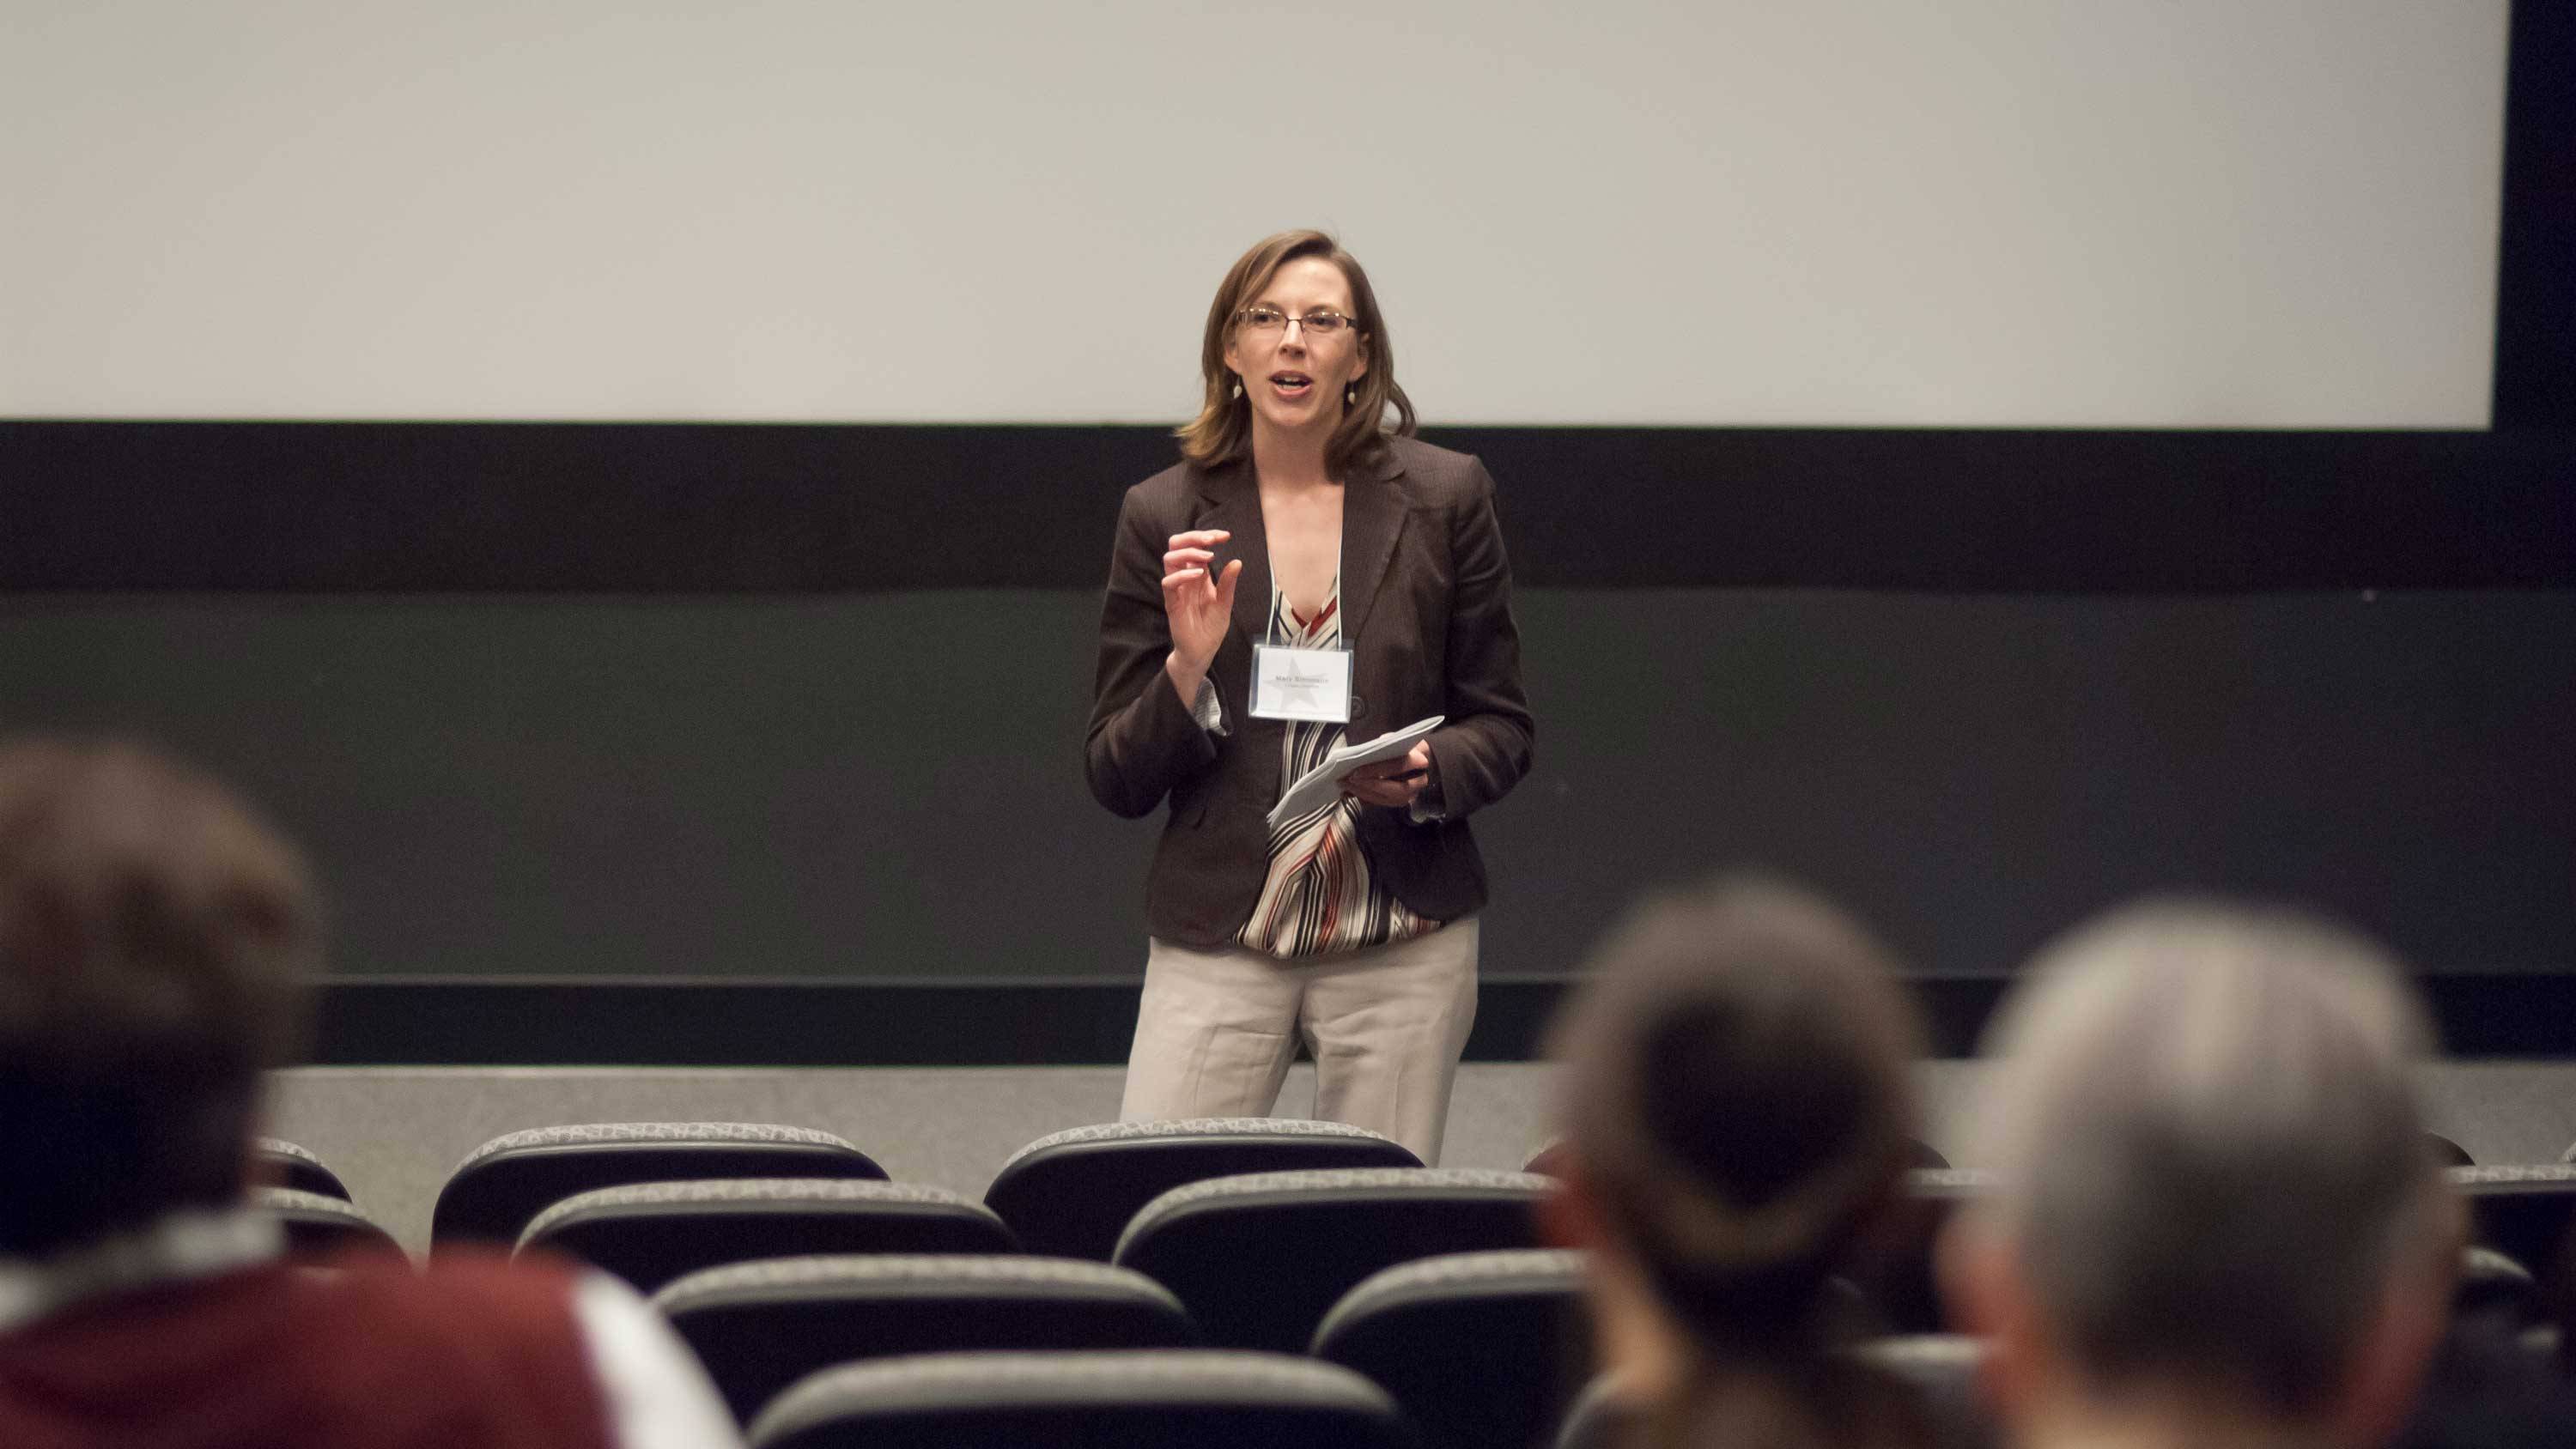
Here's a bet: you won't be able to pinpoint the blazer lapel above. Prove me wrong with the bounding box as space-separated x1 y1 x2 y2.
1338 447 1409 647
1190 460 1272 648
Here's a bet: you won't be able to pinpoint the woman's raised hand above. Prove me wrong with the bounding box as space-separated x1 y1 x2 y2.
1162 528 1242 700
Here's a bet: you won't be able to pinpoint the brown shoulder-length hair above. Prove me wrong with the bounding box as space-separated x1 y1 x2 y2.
1175 229 1417 478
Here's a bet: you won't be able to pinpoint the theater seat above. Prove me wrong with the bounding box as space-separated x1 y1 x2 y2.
254 1137 351 1201
653 1254 1199 1424
2454 1166 2576 1275
517 1179 1014 1293
987 1118 1420 1260
1856 1335 1995 1449
1312 1248 1591 1449
1850 1168 1995 1334
745 1350 1413 1449
2458 1245 2543 1326
1115 1167 1550 1352
432 1122 885 1249
252 1187 404 1259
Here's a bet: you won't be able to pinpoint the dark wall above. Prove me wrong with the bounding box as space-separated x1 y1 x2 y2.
3 587 2567 984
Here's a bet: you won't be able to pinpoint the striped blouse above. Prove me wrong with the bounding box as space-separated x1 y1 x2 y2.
1233 580 1441 960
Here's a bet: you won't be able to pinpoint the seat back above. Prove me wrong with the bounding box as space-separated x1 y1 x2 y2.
431 1123 885 1248
518 1179 1014 1293
254 1137 351 1201
2457 1245 2543 1326
1848 1168 1993 1334
988 1118 1419 1260
1313 1248 1590 1449
2455 1166 2576 1272
1115 1167 1550 1352
654 1254 1199 1424
746 1349 1414 1449
252 1186 404 1260
1856 1335 1996 1449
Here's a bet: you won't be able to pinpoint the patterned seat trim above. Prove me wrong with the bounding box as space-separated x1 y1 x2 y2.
999 1118 1400 1173
2462 1245 2537 1283
521 1178 981 1247
2453 1165 2576 1188
452 1122 860 1176
747 1349 1395 1445
653 1252 1182 1318
253 1137 326 1167
1115 1168 1549 1261
252 1187 377 1222
1310 1247 1584 1345
1854 1334 1989 1371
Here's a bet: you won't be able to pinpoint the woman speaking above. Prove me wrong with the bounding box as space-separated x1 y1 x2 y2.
1085 230 1533 1165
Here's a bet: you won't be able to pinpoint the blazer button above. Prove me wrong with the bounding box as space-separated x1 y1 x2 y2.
1348 693 1367 718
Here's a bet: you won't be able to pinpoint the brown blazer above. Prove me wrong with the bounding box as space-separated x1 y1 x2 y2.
1085 434 1534 949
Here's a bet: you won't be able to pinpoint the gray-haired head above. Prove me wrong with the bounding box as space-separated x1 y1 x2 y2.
1968 900 2453 1416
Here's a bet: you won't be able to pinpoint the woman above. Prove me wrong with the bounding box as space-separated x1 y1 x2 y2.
1084 229 1533 1166
1542 876 1935 1449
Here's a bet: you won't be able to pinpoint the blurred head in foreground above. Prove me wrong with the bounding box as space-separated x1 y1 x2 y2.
1546 875 1929 1449
0 739 317 1257
1945 901 2458 1449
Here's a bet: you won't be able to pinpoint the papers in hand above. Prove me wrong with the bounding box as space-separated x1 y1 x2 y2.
1266 716 1444 832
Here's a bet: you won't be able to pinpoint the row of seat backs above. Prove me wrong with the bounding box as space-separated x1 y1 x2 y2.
530 1162 2556 1358
273 1121 2576 1331
656 1247 1592 1446
295 1122 2499 1261
234 1165 1589 1449
421 1117 1422 1255
747 1349 1416 1449
734 1334 1991 1449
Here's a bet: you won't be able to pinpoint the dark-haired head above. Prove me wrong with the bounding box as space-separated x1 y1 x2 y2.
0 739 318 1256
1545 875 1929 1446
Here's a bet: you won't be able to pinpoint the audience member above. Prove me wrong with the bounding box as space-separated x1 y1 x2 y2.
0 739 742 1449
1543 875 1936 1449
1943 901 2462 1449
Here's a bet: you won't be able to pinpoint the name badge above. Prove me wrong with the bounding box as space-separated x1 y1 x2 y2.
1249 643 1354 724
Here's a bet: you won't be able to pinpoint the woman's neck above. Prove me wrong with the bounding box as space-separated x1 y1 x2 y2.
1249 415 1336 492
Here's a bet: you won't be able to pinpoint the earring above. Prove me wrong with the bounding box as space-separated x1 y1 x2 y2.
1346 384 1358 406
1231 379 1243 400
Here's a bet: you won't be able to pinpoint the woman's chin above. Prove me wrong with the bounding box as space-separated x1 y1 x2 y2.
1253 401 1340 438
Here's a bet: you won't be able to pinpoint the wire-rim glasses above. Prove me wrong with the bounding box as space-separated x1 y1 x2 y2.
1235 306 1357 337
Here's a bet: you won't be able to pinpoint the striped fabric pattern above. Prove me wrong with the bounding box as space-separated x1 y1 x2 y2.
1236 584 1437 961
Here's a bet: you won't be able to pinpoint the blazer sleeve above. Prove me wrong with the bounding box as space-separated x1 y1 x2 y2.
1423 459 1534 819
1085 484 1220 819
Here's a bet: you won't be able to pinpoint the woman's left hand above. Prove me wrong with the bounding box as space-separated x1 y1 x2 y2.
1340 742 1434 809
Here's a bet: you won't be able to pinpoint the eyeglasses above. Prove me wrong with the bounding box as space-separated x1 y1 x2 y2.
1235 306 1357 337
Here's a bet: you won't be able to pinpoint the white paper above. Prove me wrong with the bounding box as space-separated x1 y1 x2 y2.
1265 716 1444 832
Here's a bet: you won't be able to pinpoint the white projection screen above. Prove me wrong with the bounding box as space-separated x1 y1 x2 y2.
2 0 2508 427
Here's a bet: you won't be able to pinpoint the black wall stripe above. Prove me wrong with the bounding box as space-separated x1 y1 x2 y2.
2495 0 2576 429
5 421 2571 593
307 972 2576 1066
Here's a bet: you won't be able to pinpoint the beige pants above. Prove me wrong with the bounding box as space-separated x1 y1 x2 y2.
1119 919 1480 1165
